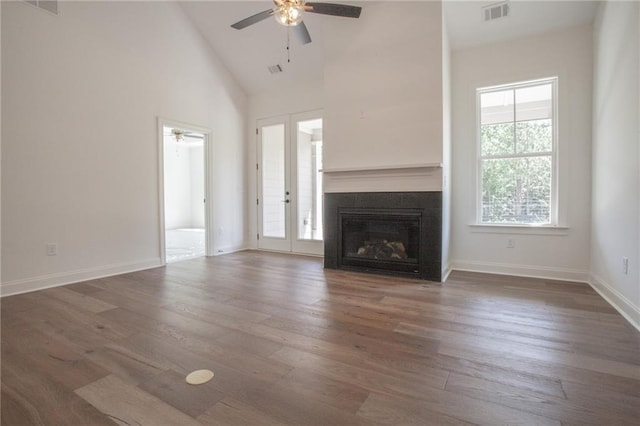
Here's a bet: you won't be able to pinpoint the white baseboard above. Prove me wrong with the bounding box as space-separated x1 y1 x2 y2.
212 245 248 256
0 258 163 297
589 273 640 332
451 259 589 283
441 264 452 282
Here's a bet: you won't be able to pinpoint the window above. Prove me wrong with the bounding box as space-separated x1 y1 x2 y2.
477 78 557 225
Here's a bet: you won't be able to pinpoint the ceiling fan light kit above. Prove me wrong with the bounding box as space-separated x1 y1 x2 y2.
231 0 362 46
274 0 305 27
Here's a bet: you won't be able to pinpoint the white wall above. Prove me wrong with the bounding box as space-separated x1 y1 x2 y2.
591 1 639 329
323 1 443 172
441 11 452 279
1 1 247 295
189 144 205 229
163 138 205 230
451 25 593 282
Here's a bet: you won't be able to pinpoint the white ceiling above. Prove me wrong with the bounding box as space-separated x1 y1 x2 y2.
179 1 599 96
444 0 599 50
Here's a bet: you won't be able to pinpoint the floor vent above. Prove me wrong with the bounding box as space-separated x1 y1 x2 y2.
268 64 283 74
482 1 509 22
23 0 58 15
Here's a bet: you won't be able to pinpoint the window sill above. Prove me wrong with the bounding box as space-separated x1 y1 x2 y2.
469 224 569 236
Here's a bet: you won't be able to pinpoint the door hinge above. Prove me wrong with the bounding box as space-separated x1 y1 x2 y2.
256 128 259 135
257 233 260 240
256 163 259 171
256 198 259 205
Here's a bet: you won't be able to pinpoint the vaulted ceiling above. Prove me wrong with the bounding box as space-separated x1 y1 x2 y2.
179 1 599 96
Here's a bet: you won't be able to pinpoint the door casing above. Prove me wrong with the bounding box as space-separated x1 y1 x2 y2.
157 117 213 265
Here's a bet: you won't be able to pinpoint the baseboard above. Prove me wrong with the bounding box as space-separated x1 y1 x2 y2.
441 264 452 282
213 245 248 256
0 258 163 297
451 259 589 283
589 273 640 332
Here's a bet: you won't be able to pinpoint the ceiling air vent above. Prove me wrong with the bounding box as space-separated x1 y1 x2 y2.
482 1 509 22
268 64 283 74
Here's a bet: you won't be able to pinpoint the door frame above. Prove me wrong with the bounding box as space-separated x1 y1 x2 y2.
256 110 324 256
157 117 213 265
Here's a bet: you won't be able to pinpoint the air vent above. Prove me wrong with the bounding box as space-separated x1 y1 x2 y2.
268 64 283 74
22 0 58 15
482 1 509 22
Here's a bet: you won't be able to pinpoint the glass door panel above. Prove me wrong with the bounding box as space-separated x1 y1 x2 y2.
261 124 286 238
296 118 323 241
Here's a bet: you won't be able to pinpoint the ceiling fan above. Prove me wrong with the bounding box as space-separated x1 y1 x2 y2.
231 0 362 45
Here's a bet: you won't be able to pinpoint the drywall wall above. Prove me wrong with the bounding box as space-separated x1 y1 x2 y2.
1 1 247 295
0 0 2 289
591 1 639 328
322 1 443 172
163 138 205 230
441 11 452 280
451 25 593 281
189 144 205 229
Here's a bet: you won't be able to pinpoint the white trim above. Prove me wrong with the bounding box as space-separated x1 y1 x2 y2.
157 117 213 265
469 224 569 236
0 258 162 297
323 168 443 193
588 273 640 332
213 245 249 256
321 163 442 173
441 265 453 282
451 259 589 282
476 77 559 226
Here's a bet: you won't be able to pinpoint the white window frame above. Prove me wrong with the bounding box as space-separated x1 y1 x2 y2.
476 77 559 226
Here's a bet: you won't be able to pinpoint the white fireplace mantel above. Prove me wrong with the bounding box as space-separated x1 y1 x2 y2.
322 163 443 193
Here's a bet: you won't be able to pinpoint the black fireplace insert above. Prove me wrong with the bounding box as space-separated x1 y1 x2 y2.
324 192 442 281
340 210 421 274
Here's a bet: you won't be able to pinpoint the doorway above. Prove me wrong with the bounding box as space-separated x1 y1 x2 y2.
159 120 211 264
257 111 323 255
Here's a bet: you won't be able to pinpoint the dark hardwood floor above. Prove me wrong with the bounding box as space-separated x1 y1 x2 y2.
2 251 639 425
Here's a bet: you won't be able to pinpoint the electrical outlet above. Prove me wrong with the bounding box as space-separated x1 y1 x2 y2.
507 239 515 248
46 243 58 256
623 257 629 275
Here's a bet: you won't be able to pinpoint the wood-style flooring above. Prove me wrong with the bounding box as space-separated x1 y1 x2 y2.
2 251 639 425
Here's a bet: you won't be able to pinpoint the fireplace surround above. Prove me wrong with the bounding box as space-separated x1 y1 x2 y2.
324 192 442 281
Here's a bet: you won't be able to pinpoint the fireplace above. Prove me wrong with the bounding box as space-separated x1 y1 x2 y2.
340 210 421 274
324 192 442 281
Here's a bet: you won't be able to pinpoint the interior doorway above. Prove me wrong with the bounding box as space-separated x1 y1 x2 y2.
159 120 211 264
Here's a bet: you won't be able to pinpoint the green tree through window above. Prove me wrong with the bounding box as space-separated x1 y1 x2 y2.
478 79 556 224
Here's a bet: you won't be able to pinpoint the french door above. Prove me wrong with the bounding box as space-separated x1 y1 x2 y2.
257 111 323 255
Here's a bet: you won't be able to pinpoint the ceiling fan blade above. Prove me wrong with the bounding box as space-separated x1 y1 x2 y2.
306 3 362 18
293 21 312 45
231 9 274 30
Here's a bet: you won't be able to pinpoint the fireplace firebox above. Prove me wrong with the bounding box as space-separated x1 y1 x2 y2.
340 211 421 275
324 192 442 281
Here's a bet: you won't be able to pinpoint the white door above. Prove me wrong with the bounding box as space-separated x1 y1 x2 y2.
257 111 323 255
